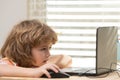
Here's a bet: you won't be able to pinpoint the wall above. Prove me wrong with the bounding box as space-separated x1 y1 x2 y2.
0 0 27 48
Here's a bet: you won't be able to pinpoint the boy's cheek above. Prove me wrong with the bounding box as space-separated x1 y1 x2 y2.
47 54 72 69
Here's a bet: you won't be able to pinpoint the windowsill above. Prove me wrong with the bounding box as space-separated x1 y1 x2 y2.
71 57 95 68
71 57 120 69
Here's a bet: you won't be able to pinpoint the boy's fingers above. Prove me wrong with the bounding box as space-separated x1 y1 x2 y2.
42 70 51 78
52 64 60 71
49 66 59 73
50 64 60 72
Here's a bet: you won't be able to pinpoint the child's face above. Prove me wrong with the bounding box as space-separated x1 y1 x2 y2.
31 43 52 67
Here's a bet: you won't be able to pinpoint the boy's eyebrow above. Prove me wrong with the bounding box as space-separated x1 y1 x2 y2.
40 45 50 47
40 46 52 49
38 43 52 48
42 46 46 47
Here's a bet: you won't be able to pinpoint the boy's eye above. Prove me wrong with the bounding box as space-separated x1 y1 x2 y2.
49 47 52 49
41 48 47 50
40 46 52 51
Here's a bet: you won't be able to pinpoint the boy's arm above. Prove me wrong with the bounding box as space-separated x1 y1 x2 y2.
0 64 37 77
47 55 72 69
0 63 59 78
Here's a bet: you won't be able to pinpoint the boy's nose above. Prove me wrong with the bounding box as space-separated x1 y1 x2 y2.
46 51 50 57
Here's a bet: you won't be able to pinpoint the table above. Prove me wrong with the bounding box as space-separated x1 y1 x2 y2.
0 72 120 80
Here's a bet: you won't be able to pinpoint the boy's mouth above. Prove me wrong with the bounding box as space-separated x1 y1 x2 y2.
43 59 48 63
43 60 47 63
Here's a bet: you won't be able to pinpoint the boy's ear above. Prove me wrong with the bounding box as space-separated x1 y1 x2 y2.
47 54 72 69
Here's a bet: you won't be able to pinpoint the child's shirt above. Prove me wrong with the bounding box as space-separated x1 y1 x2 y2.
0 57 17 66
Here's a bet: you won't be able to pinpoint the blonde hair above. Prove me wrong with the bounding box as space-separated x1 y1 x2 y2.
1 19 57 67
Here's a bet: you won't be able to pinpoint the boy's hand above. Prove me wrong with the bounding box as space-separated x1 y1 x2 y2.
37 63 60 78
47 55 72 69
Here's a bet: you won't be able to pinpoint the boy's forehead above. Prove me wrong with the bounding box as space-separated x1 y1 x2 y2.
38 43 52 47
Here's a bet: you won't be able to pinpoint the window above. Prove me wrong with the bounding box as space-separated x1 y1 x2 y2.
28 0 120 67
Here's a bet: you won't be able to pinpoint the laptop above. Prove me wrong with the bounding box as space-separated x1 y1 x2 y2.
60 27 118 76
